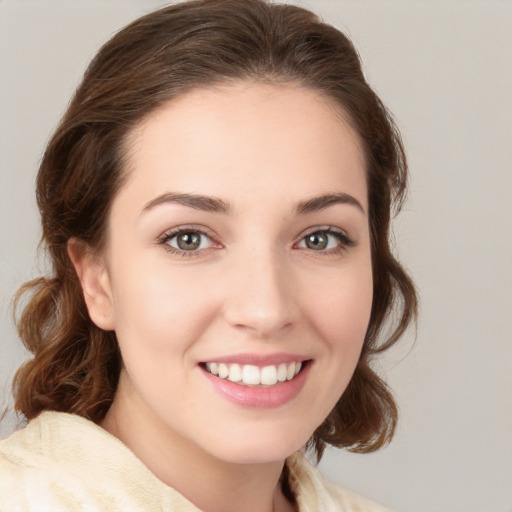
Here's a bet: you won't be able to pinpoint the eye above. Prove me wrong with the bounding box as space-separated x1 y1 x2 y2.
159 228 216 254
296 228 354 253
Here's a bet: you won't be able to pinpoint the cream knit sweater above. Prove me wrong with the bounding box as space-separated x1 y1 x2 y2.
0 412 390 512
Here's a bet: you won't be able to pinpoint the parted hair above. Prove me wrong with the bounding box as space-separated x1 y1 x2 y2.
13 0 416 459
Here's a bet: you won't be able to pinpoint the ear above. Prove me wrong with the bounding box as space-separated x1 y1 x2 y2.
67 238 115 331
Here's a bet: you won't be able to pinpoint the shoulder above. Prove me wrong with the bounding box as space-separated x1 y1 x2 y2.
287 452 392 512
323 482 392 512
0 412 91 510
0 411 201 511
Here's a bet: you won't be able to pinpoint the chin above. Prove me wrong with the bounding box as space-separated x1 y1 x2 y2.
213 441 304 465
196 420 314 465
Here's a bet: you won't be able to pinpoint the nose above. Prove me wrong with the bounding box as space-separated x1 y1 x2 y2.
222 248 297 338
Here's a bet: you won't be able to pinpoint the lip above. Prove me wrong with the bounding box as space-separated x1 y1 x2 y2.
200 352 310 366
200 359 311 409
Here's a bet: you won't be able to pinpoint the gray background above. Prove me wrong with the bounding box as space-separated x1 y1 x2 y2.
1 1 511 511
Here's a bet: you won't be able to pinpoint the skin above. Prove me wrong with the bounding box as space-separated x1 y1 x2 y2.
69 81 373 512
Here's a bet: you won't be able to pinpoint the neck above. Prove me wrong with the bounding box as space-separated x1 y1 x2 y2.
101 372 296 512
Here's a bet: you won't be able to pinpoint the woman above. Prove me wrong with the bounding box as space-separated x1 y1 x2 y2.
0 1 416 511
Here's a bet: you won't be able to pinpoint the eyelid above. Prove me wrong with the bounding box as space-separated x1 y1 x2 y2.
156 224 223 256
294 225 355 253
155 224 354 258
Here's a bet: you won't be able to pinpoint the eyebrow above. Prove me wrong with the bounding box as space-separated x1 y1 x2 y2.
141 191 365 216
142 192 230 214
296 192 365 215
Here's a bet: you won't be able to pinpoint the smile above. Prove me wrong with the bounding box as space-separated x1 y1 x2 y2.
204 361 302 387
200 359 311 408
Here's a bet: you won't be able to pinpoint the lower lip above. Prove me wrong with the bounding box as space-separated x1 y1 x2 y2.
201 363 310 409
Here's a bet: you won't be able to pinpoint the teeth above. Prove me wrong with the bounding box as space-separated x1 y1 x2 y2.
286 362 296 381
218 363 229 379
227 363 242 382
242 365 260 385
277 364 288 382
204 361 304 386
261 365 278 386
206 362 219 376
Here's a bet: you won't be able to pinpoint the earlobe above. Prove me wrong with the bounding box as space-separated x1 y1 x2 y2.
67 238 115 331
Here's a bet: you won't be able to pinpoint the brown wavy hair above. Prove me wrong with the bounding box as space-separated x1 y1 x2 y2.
12 0 416 459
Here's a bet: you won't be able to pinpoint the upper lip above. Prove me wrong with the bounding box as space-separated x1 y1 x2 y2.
199 352 311 366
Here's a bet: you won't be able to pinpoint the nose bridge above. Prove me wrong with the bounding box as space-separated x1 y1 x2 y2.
223 241 295 337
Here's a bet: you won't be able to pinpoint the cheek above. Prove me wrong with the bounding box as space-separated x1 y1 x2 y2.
292 263 373 433
108 262 220 357
306 265 373 352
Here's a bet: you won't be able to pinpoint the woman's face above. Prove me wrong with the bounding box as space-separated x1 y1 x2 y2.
88 81 372 464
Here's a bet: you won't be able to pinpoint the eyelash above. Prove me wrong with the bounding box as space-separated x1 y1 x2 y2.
157 226 219 258
295 227 355 255
156 226 355 258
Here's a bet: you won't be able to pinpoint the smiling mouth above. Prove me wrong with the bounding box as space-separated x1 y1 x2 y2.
200 361 308 387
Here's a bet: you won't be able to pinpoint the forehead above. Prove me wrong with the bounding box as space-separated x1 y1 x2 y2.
119 81 367 212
